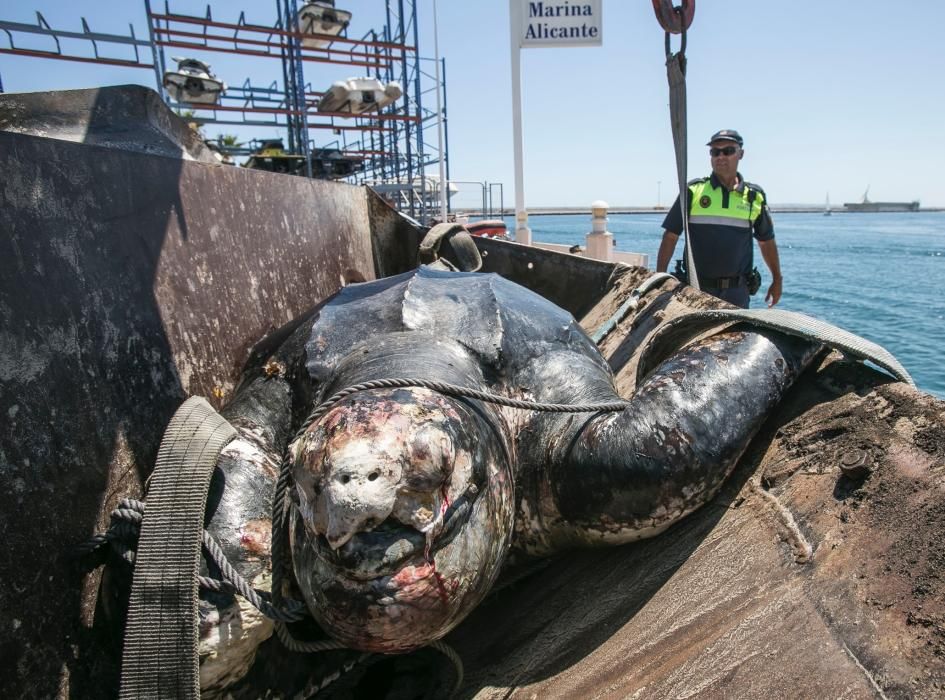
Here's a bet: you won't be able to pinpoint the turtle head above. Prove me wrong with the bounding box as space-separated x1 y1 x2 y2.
288 387 514 652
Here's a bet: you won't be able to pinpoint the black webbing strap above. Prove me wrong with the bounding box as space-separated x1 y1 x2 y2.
119 397 237 699
666 17 699 292
635 308 914 387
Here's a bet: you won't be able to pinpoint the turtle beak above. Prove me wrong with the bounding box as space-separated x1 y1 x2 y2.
323 453 400 550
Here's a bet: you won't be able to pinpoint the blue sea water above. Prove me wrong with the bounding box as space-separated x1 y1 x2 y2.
501 212 945 399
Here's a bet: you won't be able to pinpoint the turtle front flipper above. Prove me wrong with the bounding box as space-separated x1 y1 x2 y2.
547 327 818 546
199 315 320 694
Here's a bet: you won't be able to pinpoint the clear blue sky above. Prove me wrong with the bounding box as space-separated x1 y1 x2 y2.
3 1 944 208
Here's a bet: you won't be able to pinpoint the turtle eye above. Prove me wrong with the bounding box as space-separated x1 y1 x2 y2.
402 430 453 491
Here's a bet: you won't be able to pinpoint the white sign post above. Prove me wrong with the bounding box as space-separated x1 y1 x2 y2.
508 0 603 245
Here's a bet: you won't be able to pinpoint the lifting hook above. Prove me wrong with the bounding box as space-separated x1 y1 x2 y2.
652 0 695 35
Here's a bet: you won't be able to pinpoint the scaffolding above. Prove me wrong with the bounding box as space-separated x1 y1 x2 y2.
0 1 449 224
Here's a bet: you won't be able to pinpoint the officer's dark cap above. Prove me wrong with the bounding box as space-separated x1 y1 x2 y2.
707 129 744 146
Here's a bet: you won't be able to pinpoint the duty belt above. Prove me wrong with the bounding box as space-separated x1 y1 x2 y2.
699 275 744 290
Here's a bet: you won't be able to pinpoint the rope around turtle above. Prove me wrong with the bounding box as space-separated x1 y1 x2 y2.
79 499 462 693
269 377 631 628
314 378 631 417
77 380 627 696
78 499 306 622
267 378 632 696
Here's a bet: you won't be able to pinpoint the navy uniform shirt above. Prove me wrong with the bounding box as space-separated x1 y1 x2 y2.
662 173 774 280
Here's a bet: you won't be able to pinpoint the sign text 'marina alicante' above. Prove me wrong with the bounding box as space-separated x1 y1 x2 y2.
520 1 603 48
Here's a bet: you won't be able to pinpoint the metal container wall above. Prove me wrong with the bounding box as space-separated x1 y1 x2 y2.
0 125 417 697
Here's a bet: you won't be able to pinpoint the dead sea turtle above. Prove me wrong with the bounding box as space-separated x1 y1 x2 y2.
102 265 817 693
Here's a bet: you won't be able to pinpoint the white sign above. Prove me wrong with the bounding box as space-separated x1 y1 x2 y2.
519 1 603 48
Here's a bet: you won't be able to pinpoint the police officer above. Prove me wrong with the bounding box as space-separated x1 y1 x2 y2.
656 129 782 308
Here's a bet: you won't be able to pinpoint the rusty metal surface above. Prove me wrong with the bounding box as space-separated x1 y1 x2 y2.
0 85 220 163
0 125 414 698
475 236 618 320
367 194 424 279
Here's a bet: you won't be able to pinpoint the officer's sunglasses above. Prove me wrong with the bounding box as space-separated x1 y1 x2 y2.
709 146 739 157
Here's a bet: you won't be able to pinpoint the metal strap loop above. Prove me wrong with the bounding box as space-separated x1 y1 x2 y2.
653 0 696 34
418 222 483 272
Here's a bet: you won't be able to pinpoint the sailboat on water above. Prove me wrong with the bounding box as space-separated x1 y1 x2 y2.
824 193 832 216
